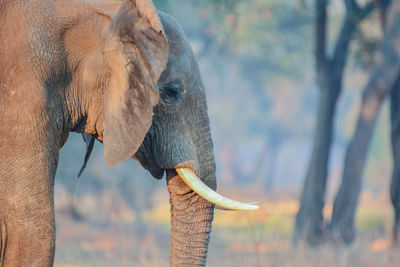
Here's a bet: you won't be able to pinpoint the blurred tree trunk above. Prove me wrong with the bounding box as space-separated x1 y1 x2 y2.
330 1 400 244
390 74 400 245
294 0 374 245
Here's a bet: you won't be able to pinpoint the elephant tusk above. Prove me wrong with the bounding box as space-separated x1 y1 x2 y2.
176 168 259 211
214 202 259 211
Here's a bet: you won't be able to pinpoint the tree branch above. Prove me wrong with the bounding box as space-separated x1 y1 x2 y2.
375 0 392 32
359 1 376 20
345 0 360 13
331 1 375 76
316 0 328 71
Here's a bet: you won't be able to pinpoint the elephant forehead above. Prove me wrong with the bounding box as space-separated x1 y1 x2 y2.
158 12 188 54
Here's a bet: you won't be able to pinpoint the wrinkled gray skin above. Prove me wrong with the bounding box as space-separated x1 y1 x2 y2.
138 12 216 266
0 1 215 266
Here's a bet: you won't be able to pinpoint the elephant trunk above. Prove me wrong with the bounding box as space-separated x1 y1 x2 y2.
168 174 215 266
166 101 218 266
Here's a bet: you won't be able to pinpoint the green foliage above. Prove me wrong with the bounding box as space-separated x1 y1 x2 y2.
156 0 312 80
202 0 312 80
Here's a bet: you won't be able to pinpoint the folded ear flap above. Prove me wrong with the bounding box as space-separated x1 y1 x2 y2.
103 0 168 166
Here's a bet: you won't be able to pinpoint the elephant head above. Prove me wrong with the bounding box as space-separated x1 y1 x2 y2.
135 12 220 266
0 0 256 266
80 9 258 266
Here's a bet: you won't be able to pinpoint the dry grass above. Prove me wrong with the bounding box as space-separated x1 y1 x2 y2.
54 187 399 267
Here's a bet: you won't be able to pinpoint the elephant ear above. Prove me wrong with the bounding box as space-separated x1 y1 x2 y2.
103 0 168 166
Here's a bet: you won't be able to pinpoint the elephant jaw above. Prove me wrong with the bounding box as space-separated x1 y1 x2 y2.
175 168 259 211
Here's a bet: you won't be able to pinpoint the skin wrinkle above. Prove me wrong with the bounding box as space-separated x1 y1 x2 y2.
169 178 214 266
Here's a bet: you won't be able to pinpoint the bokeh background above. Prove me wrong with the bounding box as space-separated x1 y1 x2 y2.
55 0 400 266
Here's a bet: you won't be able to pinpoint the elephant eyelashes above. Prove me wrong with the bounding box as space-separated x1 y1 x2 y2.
160 81 183 106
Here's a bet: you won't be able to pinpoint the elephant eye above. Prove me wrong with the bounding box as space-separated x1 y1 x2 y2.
161 81 183 106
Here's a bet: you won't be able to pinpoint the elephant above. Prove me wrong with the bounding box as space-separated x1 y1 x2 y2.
0 0 258 266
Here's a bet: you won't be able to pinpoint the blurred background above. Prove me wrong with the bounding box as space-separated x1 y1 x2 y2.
55 0 400 266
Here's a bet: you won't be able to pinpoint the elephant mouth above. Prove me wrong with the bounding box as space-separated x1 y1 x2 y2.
133 151 164 179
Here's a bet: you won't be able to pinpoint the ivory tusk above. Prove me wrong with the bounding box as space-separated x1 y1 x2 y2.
176 168 259 211
214 202 259 210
